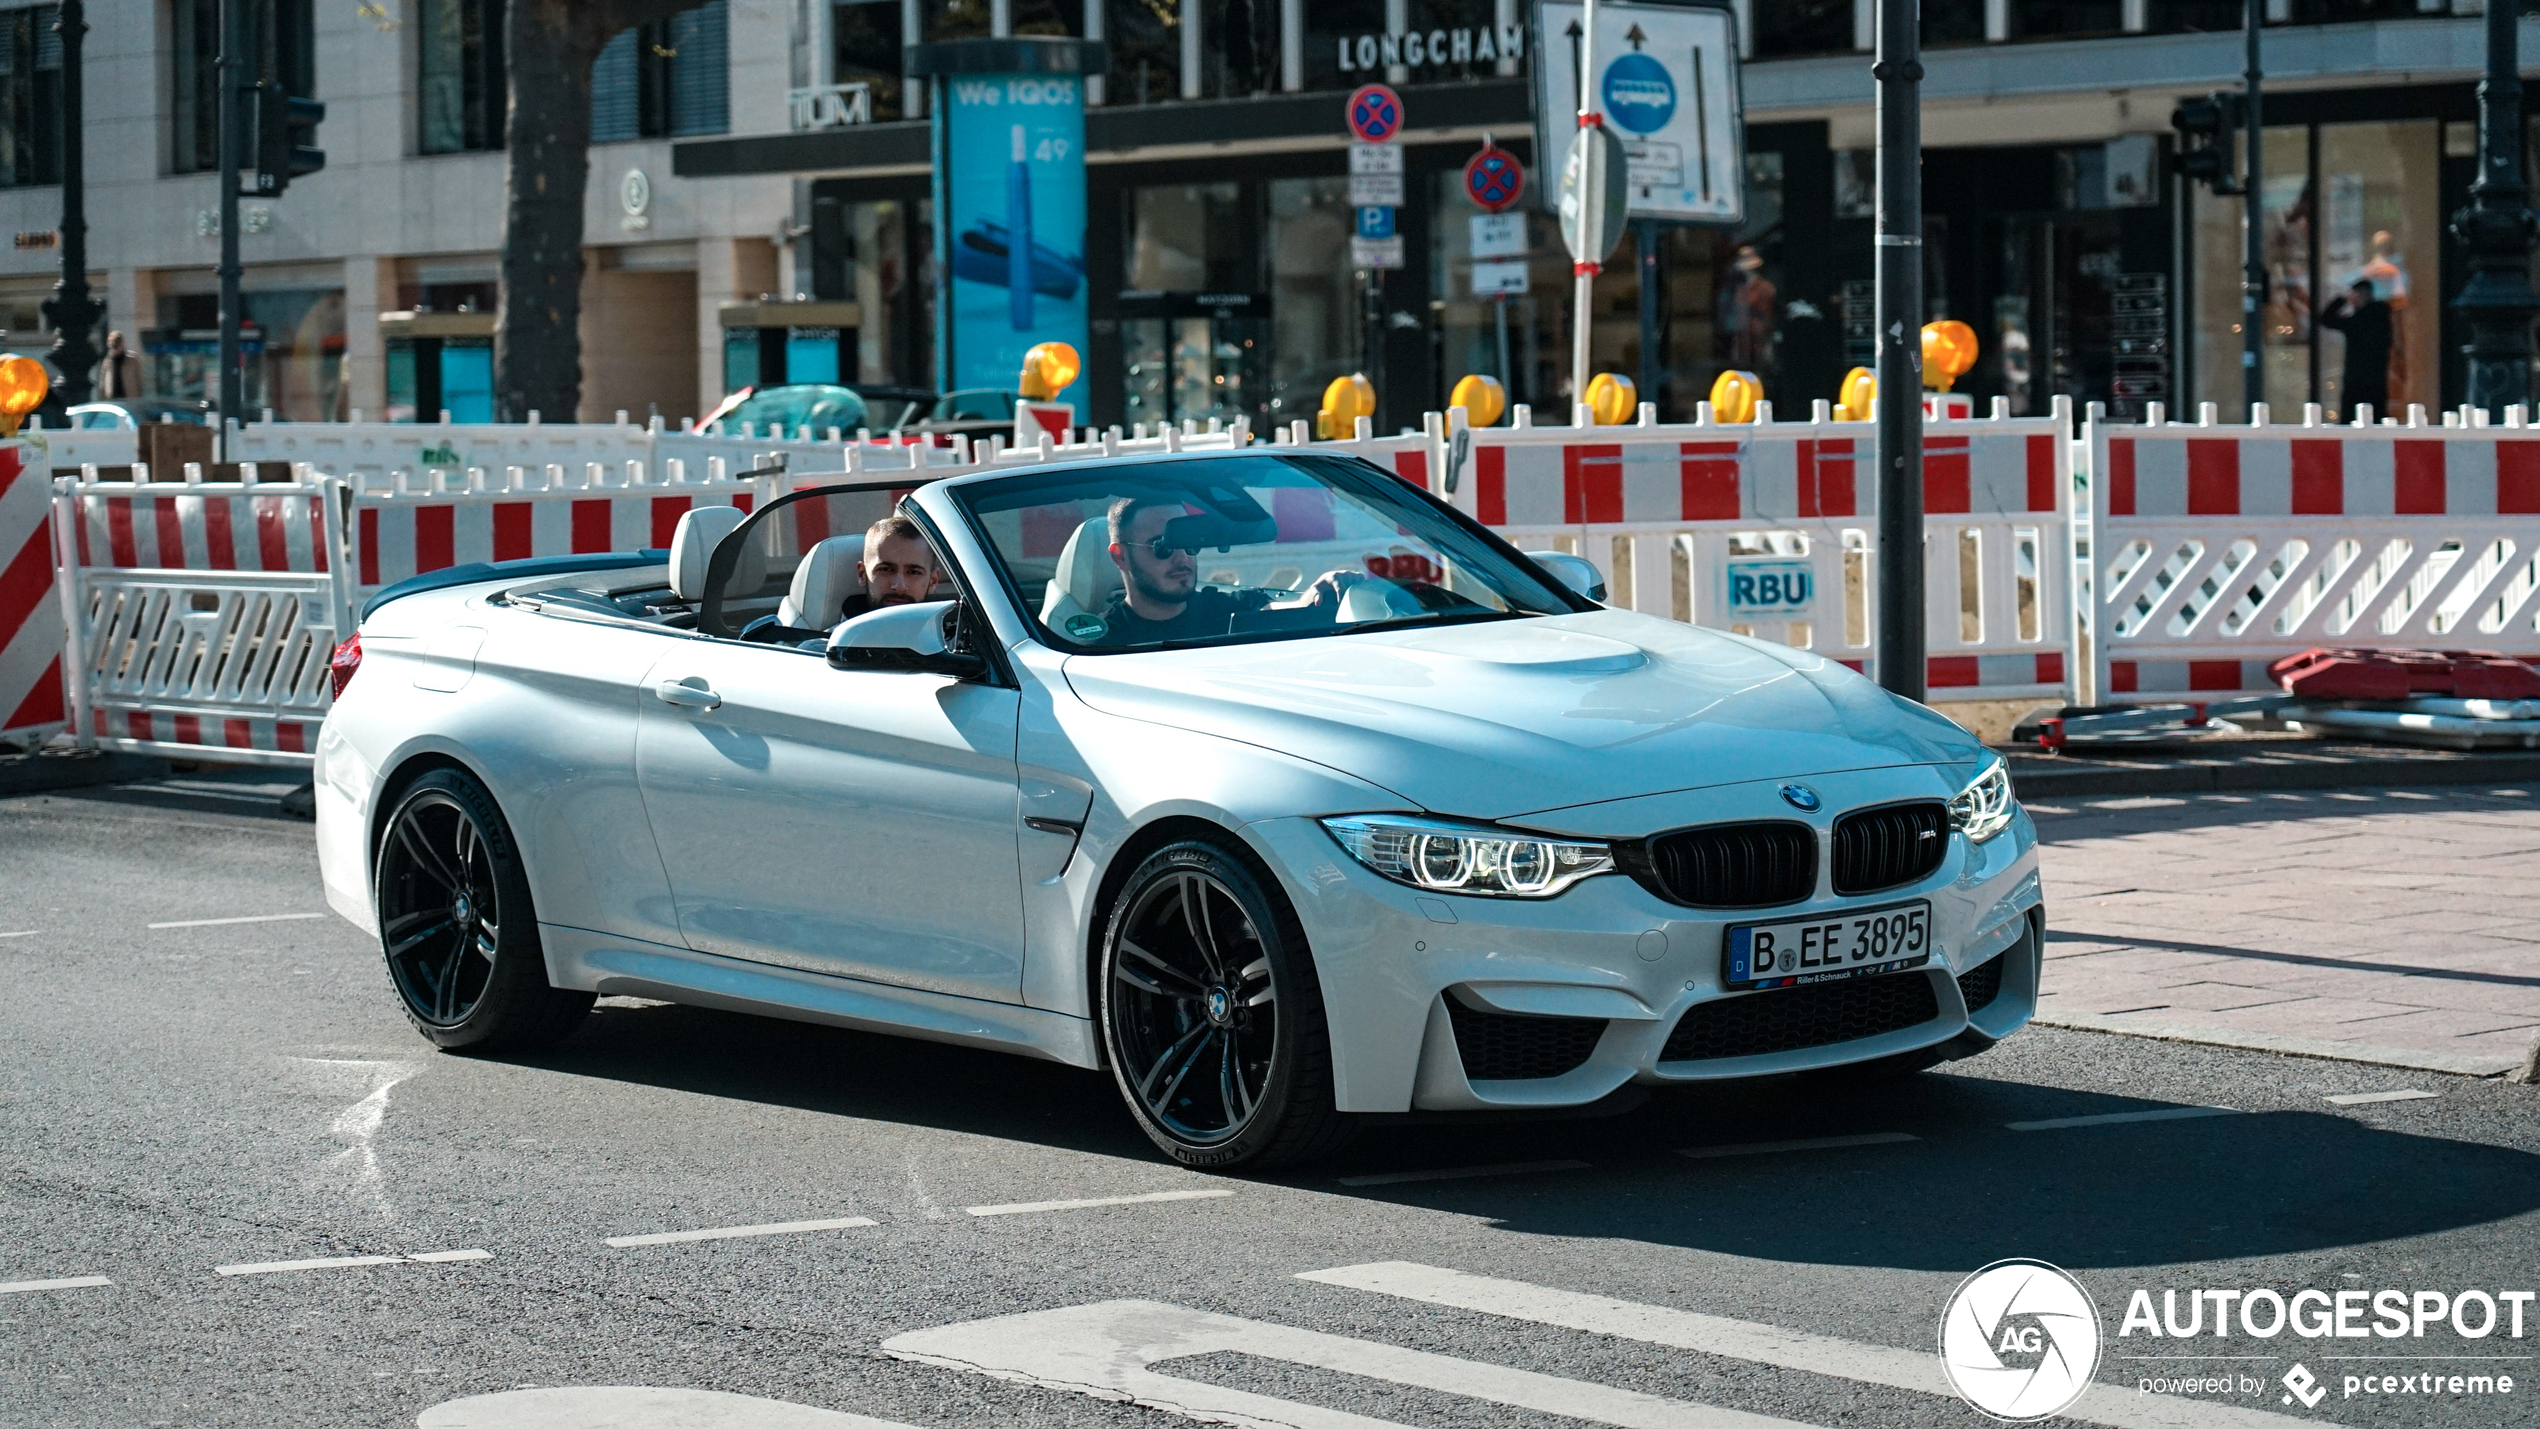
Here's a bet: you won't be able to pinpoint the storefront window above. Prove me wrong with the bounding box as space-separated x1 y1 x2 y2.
843 199 929 390
2192 124 2308 419
1266 176 1358 425
1753 0 1852 60
833 1 907 118
148 289 345 421
2317 120 2437 420
1105 0 1179 105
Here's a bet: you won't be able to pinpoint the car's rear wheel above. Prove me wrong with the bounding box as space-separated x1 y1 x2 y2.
1099 838 1353 1169
375 768 591 1053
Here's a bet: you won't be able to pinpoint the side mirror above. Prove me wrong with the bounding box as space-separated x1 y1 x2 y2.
825 601 987 679
1524 550 1607 604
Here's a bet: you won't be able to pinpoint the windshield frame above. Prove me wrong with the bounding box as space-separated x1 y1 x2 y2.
941 449 1596 657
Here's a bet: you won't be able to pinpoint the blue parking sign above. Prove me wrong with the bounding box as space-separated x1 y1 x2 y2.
1355 205 1396 239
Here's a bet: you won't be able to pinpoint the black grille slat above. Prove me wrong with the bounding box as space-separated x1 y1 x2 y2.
1661 973 1941 1062
1831 802 1949 895
1444 997 1606 1081
1957 953 2006 1013
1628 820 1816 908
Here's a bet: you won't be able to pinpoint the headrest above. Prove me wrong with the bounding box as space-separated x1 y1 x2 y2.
780 535 868 629
1040 516 1121 622
669 505 767 602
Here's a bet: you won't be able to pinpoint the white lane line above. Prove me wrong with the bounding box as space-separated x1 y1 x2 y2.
1676 1132 1918 1160
606 1216 878 1248
2007 1106 2241 1132
419 1386 926 1428
2324 1088 2440 1106
1339 1159 1589 1186
0 930 40 940
0 1275 112 1295
963 1188 1232 1217
212 1249 488 1276
149 912 329 930
885 1298 1819 1429
1300 1261 2316 1429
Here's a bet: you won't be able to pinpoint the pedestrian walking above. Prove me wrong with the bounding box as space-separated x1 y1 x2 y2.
2317 280 2392 419
95 330 142 399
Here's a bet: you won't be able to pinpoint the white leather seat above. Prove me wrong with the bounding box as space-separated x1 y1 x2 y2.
780 535 868 629
1040 517 1121 628
668 506 768 603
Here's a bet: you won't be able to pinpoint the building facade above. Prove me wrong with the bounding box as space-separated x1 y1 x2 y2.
2 0 2533 432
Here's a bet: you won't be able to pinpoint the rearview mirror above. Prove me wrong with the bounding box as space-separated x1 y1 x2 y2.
825 601 986 679
1523 551 1607 604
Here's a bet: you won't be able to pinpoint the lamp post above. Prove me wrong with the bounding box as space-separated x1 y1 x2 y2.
2451 0 2539 419
2239 0 2263 417
38 0 103 408
1872 0 1923 702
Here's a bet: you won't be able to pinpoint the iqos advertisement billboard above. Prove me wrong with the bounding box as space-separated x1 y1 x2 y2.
922 40 1094 393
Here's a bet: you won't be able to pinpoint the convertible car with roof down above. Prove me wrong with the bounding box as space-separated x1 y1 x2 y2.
314 447 2043 1168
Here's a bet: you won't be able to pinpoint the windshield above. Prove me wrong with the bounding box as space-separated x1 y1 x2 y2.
951 453 1580 653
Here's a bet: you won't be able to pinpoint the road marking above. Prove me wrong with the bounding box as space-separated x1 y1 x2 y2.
1339 1159 1589 1186
1676 1132 1918 1160
885 1298 1819 1428
0 1275 111 1295
2006 1106 2241 1132
2324 1088 2440 1106
1300 1261 2318 1429
606 1216 878 1248
148 912 329 930
0 930 40 940
213 1249 488 1276
963 1188 1232 1217
418 1386 924 1428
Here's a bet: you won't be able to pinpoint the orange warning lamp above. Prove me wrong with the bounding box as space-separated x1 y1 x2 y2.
1835 366 1876 422
1018 341 1081 400
1449 373 1506 427
1920 321 1978 392
1708 369 1763 424
0 354 48 438
1317 372 1375 438
1584 372 1637 426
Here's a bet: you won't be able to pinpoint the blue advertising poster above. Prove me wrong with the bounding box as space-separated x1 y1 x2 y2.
935 71 1087 392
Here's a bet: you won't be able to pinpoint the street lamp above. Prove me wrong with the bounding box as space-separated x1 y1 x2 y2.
2451 0 2539 419
38 0 103 409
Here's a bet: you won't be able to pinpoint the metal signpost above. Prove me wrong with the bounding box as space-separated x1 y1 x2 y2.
1873 0 1923 701
215 0 244 446
1347 83 1405 415
1463 139 1527 391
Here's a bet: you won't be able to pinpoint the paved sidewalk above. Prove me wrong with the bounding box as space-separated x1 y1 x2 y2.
2029 784 2540 1077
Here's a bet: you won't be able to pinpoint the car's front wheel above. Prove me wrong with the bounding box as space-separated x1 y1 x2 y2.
375 768 591 1053
1099 837 1353 1169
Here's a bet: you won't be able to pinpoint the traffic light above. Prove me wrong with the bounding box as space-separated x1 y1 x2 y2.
251 82 326 197
2170 92 2244 196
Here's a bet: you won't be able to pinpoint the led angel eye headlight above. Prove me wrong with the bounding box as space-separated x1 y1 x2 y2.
1322 816 1615 898
1949 756 2017 844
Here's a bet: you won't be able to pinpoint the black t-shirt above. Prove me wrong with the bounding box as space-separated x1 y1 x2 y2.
1095 587 1267 646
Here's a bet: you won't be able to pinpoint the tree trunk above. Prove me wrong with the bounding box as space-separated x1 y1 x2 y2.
496 0 705 423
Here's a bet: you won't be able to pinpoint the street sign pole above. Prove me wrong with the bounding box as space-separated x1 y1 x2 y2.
2240 0 2264 418
1873 0 1924 702
1569 0 1600 415
214 0 243 450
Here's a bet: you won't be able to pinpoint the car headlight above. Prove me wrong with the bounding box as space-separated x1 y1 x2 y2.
1321 815 1615 898
1949 756 2017 843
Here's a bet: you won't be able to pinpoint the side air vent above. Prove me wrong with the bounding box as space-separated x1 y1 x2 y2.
1445 996 1605 1081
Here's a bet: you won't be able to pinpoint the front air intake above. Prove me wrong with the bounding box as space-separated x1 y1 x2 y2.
1624 821 1817 908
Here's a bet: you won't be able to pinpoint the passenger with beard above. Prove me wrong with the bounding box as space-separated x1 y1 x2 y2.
836 516 943 620
1095 496 1364 645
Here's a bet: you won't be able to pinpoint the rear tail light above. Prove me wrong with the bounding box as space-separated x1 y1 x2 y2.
329 633 362 698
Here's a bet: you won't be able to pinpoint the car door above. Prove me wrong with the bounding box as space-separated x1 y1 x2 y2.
632 634 1027 1004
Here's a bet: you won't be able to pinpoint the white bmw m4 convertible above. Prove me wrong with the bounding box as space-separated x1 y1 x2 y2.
315 447 2044 1168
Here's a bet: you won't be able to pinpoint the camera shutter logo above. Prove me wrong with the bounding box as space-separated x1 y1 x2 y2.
1939 1259 2102 1422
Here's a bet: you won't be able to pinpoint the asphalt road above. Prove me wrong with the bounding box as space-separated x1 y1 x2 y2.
5 774 2538 1429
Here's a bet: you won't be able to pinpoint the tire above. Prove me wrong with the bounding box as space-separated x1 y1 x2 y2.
1099 837 1355 1170
374 768 592 1054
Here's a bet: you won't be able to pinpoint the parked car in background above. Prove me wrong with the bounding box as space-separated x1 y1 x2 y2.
64 399 215 430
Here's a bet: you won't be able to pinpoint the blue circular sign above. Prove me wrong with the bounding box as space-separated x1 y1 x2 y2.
1463 145 1525 213
1601 53 1676 135
1347 83 1403 143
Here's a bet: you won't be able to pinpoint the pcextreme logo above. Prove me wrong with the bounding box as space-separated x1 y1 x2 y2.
1939 1259 2103 1421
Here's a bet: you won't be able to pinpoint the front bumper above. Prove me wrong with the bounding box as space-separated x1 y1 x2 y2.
1248 765 2045 1114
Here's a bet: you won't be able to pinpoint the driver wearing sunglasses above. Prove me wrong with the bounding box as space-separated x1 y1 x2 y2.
1098 495 1360 645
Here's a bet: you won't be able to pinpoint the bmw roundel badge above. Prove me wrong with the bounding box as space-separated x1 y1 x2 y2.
1779 783 1822 812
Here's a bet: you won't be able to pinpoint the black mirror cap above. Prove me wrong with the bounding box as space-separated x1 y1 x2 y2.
828 644 988 680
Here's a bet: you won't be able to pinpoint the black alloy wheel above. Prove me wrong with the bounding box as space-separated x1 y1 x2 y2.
1100 838 1352 1169
374 768 591 1052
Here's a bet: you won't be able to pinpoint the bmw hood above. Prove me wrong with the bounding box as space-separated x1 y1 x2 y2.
1059 610 1983 821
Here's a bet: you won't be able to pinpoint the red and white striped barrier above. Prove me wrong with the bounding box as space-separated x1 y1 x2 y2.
1431 398 2074 701
2 439 67 747
2088 405 2540 702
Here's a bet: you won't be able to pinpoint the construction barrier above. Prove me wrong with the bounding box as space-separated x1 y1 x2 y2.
1435 397 2074 701
2 439 65 746
2087 404 2540 702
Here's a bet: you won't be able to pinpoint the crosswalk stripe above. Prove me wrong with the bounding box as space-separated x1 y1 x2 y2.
884 1298 1822 1429
417 1385 922 1428
1299 1261 2316 1429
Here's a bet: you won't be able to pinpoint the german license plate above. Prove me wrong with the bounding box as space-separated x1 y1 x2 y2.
1723 900 1932 990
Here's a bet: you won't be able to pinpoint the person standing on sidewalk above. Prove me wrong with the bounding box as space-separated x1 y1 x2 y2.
95 330 142 400
2318 280 2392 420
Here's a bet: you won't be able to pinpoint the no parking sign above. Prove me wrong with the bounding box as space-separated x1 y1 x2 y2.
1346 84 1404 144
1463 142 1525 213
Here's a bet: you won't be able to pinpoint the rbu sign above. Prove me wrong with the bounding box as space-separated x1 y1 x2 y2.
1726 561 1812 615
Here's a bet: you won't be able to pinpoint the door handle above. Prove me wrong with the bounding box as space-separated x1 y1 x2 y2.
653 676 722 711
